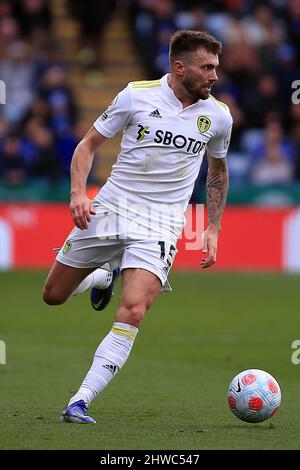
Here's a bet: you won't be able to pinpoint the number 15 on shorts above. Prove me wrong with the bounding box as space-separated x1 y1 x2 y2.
158 241 177 270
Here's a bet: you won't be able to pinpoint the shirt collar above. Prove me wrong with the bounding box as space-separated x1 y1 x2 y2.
160 73 202 110
161 73 183 108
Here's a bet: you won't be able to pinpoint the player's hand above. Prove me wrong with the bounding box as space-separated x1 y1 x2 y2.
70 192 96 230
200 224 220 269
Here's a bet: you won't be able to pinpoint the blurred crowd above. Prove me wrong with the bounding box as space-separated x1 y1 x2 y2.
131 0 300 188
67 0 116 81
0 0 81 186
1 0 300 193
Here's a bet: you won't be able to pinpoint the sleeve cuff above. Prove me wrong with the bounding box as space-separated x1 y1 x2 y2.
93 122 114 139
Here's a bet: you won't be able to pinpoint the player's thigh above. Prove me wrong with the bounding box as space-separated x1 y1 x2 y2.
118 268 161 315
43 260 95 304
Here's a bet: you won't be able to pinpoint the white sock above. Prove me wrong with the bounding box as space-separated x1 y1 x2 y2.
72 269 113 296
68 322 138 407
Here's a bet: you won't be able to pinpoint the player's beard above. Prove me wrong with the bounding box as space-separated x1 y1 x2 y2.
182 76 211 101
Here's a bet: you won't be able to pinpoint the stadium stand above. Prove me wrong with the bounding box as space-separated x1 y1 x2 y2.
0 0 144 198
0 0 79 194
1 0 300 205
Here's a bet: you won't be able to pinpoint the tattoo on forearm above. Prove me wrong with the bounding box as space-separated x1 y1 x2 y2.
206 157 229 229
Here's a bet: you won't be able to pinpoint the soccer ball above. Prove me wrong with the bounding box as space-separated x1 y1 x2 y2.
227 369 281 423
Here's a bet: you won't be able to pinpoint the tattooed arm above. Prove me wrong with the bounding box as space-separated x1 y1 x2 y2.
201 154 229 269
206 154 229 231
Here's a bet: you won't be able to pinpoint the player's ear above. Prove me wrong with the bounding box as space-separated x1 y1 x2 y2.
172 59 185 77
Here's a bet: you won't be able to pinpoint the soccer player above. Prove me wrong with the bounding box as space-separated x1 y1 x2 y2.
42 30 232 423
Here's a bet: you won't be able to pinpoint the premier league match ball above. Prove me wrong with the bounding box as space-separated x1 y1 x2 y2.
227 369 281 423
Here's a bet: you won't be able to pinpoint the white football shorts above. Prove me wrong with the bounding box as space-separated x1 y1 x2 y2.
56 202 178 290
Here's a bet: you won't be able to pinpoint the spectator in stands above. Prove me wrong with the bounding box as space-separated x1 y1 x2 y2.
0 0 12 19
21 96 51 129
250 121 295 185
18 115 60 181
175 6 206 31
241 5 286 49
242 74 283 129
29 125 60 182
286 0 300 62
0 15 20 51
0 41 35 124
12 0 51 42
34 39 66 81
39 65 77 136
0 116 8 149
0 133 28 185
68 0 116 80
55 122 86 179
133 0 176 76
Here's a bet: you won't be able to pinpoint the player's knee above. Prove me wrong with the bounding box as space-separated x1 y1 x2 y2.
42 285 67 305
116 304 146 327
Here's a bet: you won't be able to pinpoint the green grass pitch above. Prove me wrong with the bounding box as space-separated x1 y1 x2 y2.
1 270 300 450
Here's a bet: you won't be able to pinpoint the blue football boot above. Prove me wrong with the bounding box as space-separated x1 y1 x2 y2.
61 400 96 424
90 267 120 311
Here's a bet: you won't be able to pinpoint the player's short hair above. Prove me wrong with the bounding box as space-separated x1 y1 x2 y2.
169 30 222 63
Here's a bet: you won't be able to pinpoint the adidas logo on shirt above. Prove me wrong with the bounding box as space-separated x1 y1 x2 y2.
149 109 162 118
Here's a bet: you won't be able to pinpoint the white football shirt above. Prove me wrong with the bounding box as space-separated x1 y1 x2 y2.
93 74 232 243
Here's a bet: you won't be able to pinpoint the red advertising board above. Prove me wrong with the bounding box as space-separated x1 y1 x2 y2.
0 204 72 268
175 206 292 271
0 203 299 271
